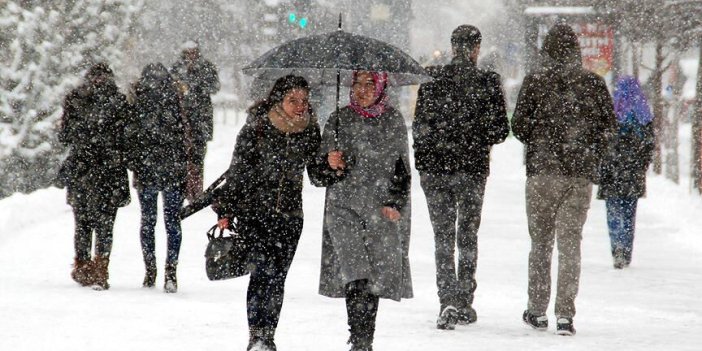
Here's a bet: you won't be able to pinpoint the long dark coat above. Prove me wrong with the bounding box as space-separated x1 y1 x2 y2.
315 106 412 301
413 56 509 176
170 57 220 146
127 66 188 190
511 57 617 183
58 81 130 209
212 107 324 221
597 122 654 198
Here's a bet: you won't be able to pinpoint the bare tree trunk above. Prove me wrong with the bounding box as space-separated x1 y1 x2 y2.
692 42 702 193
664 100 680 183
652 41 664 174
666 59 684 184
632 42 641 79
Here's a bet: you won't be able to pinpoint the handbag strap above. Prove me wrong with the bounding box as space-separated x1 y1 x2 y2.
206 224 224 241
206 220 240 241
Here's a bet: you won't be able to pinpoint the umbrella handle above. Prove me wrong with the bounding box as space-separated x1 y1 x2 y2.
334 68 340 148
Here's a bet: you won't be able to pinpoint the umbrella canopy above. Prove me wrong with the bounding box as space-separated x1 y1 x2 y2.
243 30 431 86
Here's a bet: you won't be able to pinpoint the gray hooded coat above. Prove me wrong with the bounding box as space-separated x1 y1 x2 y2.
315 106 412 301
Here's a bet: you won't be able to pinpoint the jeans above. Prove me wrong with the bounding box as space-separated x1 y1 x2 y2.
246 214 303 334
605 197 638 263
525 175 591 319
420 172 487 308
72 204 117 261
138 185 185 266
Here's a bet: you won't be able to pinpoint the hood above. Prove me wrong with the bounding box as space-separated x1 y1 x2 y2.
542 24 582 65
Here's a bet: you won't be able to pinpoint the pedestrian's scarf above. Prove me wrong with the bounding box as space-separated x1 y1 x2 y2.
348 71 389 118
613 76 653 126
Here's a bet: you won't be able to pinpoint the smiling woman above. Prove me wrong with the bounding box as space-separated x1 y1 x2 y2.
313 69 412 351
211 74 337 351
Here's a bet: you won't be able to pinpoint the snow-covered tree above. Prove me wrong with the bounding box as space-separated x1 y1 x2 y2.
0 0 142 198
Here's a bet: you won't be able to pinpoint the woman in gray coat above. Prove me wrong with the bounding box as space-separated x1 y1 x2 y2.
315 71 412 351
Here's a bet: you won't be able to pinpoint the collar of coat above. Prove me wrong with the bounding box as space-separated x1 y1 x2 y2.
267 105 311 134
424 56 478 81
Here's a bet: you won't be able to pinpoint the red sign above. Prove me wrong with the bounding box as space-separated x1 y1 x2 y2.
572 22 614 76
537 22 614 76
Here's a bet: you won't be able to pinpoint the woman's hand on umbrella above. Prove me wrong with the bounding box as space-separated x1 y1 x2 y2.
381 206 401 222
328 150 346 170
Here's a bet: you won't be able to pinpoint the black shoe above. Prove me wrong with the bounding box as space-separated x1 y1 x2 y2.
613 248 626 269
436 305 458 330
555 317 576 336
457 306 477 325
522 310 548 330
349 343 373 351
247 338 277 351
142 267 156 288
164 264 177 293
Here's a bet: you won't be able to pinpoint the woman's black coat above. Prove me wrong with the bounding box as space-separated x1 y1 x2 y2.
213 109 328 220
58 82 131 209
127 70 188 190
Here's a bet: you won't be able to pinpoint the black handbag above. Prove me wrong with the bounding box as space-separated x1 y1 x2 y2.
204 223 250 281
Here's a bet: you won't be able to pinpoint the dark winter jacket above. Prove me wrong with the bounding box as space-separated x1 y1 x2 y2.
511 53 617 183
213 107 325 220
170 57 220 146
58 80 131 209
413 56 509 176
597 122 654 198
127 63 188 190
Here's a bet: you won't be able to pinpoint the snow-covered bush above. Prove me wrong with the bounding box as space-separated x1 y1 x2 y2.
0 0 142 198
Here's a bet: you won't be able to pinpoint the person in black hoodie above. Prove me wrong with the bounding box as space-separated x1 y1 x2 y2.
412 24 509 329
128 63 188 293
58 62 131 290
511 23 616 336
213 75 332 351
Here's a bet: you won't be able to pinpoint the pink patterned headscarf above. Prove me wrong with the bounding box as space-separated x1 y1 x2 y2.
348 71 389 118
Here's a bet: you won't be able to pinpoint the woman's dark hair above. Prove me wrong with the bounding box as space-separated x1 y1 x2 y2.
81 62 117 92
85 62 114 80
248 75 311 115
138 62 173 87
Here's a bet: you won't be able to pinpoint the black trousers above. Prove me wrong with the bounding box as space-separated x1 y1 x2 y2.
72 204 117 261
420 172 487 308
245 213 303 336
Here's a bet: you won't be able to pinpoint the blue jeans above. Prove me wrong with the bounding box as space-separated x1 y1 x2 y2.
605 197 638 263
138 186 184 266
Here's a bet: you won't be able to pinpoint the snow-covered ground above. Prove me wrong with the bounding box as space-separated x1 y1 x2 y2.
1 115 701 351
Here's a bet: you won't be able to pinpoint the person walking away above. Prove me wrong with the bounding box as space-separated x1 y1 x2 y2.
128 63 188 293
598 76 654 269
413 24 509 329
213 75 331 351
511 23 617 336
315 71 413 351
170 41 220 202
58 62 131 290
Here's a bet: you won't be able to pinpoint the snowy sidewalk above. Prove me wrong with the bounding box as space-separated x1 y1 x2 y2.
1 119 701 351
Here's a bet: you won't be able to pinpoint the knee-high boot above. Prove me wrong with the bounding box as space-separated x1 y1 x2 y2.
346 280 378 351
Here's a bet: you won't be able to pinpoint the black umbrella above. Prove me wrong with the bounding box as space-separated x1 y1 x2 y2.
243 29 431 87
243 23 431 145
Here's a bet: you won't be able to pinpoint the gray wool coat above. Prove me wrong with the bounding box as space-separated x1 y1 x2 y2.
316 106 413 301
